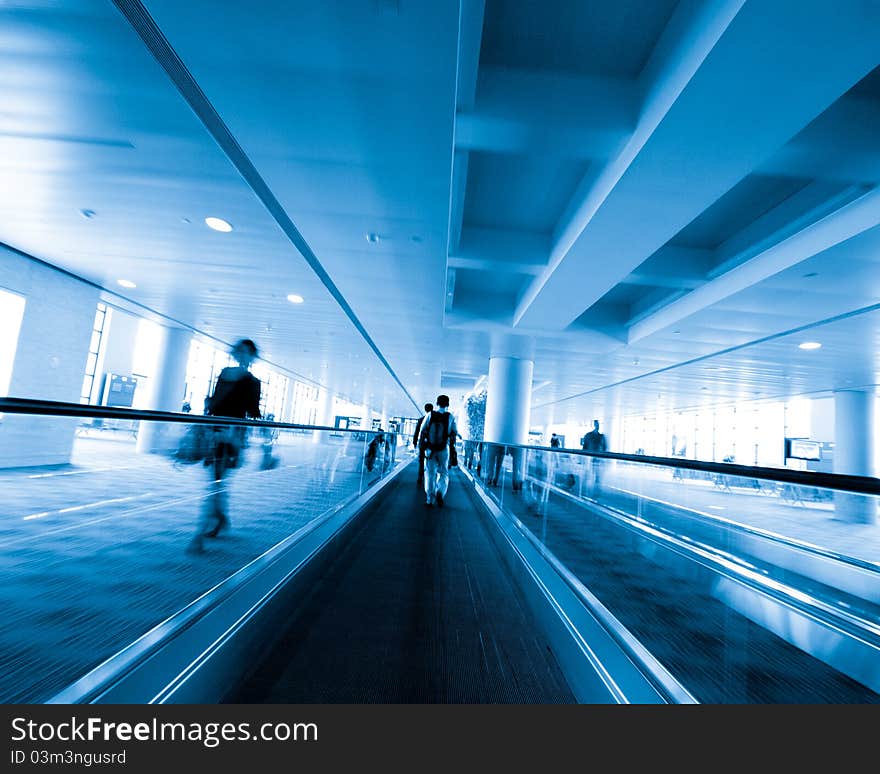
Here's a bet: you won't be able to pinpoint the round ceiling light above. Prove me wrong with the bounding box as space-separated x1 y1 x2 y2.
117 279 136 288
205 216 233 232
798 341 822 350
287 294 304 304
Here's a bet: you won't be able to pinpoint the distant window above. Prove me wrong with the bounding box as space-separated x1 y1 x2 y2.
80 303 108 404
0 288 26 399
290 380 319 425
184 338 290 419
252 362 289 422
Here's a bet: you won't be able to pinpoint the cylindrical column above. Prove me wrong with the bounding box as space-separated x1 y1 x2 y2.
833 389 876 523
484 356 533 492
136 326 192 453
311 385 334 443
282 380 297 423
484 357 533 445
314 387 333 427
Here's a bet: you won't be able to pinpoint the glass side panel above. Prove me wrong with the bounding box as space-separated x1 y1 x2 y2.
467 442 880 703
0 414 399 702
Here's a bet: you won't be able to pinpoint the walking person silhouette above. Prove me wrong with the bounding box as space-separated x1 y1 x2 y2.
188 338 261 554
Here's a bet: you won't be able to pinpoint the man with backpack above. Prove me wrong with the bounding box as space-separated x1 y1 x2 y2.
418 394 458 508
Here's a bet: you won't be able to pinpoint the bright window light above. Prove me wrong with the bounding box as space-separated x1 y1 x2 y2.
130 318 163 409
287 294 304 304
0 289 26 398
205 216 233 232
798 341 822 350
117 279 136 288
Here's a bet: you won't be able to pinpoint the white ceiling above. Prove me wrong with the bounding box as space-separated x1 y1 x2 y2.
2 0 880 426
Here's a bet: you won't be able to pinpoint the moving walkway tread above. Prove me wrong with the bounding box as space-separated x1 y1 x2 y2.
511 486 880 703
229 465 576 703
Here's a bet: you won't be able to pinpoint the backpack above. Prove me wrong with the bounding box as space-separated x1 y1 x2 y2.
425 411 451 452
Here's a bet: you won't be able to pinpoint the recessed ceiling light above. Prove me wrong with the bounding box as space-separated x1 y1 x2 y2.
287 294 304 304
799 341 822 350
205 216 233 232
117 279 136 288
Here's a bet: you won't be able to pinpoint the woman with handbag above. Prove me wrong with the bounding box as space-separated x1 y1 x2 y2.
188 338 262 554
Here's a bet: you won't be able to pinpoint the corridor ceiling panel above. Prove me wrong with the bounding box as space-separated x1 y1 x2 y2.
3 1 880 426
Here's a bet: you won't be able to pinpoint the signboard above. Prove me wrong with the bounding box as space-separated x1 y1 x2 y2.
103 373 137 408
785 437 821 462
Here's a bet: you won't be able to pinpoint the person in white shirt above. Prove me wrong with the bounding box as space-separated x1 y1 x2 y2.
418 394 458 508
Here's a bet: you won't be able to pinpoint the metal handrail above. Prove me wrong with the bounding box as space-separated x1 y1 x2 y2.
2 396 875 493
0 397 390 435
465 438 880 496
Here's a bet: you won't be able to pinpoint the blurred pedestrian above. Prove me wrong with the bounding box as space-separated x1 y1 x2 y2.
188 338 261 554
580 419 608 496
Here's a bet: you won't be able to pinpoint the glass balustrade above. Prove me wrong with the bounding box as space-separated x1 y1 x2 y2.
0 401 400 703
465 441 880 703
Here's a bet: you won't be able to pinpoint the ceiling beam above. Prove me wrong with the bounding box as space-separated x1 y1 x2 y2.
454 110 629 161
446 0 485 256
455 0 485 112
628 287 689 324
513 0 880 332
626 245 713 289
448 226 549 276
627 185 880 343
624 182 866 326
447 150 468 255
512 0 746 330
758 95 880 183
625 273 703 291
455 67 637 159
708 180 868 278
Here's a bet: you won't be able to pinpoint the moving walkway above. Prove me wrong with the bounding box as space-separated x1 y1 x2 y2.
1 399 877 704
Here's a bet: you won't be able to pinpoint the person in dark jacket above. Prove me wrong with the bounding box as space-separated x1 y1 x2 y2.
412 402 433 486
188 338 261 554
579 419 608 496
